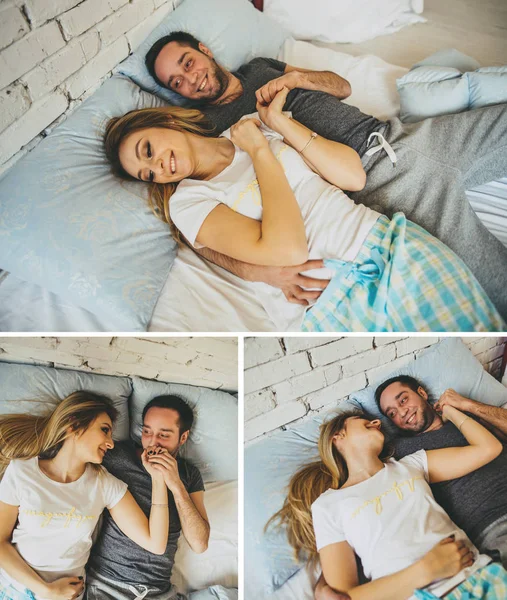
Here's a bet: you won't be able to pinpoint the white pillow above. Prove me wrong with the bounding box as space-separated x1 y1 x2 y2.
172 481 238 594
265 0 426 44
279 39 408 120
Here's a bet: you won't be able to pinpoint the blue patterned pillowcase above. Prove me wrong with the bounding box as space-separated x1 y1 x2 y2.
0 361 131 440
117 0 289 104
0 75 177 330
130 376 238 483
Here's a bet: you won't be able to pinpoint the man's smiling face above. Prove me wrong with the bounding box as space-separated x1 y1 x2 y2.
154 41 229 102
379 381 434 433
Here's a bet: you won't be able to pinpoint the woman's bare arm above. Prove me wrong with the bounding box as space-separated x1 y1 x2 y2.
426 404 503 483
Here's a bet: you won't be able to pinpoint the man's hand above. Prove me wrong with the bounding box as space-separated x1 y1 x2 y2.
252 259 330 306
144 447 182 492
434 389 471 414
256 71 300 106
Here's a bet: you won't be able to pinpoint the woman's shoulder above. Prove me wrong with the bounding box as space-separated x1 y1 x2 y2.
311 486 341 511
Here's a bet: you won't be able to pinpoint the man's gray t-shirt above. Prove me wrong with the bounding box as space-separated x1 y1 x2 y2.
89 441 204 590
393 421 507 543
200 57 386 157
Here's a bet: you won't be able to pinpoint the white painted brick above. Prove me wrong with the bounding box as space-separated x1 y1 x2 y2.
310 337 373 366
0 5 29 50
0 83 31 133
191 353 236 377
0 337 58 350
245 401 307 440
0 134 42 176
374 336 407 346
79 30 101 61
0 21 66 89
22 41 87 100
395 337 439 357
97 0 154 46
486 357 503 378
465 337 503 357
283 337 333 354
244 338 283 369
475 344 505 366
244 353 311 394
154 0 168 7
272 368 327 404
0 90 68 164
341 345 396 378
175 337 237 361
245 389 275 421
24 0 83 27
58 0 116 40
0 356 53 367
64 36 129 99
126 2 173 51
366 353 416 386
323 362 342 385
305 372 367 410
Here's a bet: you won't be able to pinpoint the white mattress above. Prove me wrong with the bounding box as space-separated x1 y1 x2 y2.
1 39 506 332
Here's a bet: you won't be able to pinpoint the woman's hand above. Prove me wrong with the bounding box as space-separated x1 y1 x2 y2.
230 117 268 157
144 448 182 493
418 536 475 584
141 447 165 481
256 86 290 132
45 576 84 600
435 390 470 415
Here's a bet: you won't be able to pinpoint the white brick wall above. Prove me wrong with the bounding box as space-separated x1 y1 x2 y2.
244 336 507 441
0 336 238 392
0 0 181 169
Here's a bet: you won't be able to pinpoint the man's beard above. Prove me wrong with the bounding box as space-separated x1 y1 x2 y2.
194 59 230 105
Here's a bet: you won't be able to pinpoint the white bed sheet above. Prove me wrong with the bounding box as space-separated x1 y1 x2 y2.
1 39 506 332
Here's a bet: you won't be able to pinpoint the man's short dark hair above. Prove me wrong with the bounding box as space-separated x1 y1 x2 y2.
375 375 424 413
142 394 194 435
145 31 202 87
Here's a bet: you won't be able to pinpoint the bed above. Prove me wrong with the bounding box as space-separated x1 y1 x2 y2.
0 2 506 332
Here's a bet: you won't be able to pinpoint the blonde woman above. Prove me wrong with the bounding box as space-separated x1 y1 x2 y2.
0 392 169 600
269 408 507 600
103 90 505 332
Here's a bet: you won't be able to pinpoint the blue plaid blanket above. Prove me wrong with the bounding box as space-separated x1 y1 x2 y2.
302 214 504 332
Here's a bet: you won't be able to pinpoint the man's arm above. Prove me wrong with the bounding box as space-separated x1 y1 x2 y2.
436 389 507 440
146 452 210 553
195 246 329 306
256 65 351 106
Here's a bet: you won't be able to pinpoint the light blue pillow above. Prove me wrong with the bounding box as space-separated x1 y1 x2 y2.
0 361 131 441
350 337 507 438
468 67 507 108
244 337 507 596
397 49 507 123
117 0 289 104
130 376 237 482
0 75 176 331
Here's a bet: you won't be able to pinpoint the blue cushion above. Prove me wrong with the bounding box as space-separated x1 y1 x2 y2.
117 0 289 104
397 49 507 123
130 376 237 482
0 361 131 441
0 75 176 331
245 337 507 596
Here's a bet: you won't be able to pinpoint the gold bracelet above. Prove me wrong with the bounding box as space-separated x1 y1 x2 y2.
299 131 317 154
458 416 470 432
151 503 169 507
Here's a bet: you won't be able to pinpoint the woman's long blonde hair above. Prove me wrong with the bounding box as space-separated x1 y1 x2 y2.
104 106 216 245
267 410 389 566
0 391 118 477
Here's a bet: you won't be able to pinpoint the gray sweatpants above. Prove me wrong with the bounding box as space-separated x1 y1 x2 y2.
352 103 507 320
476 515 507 570
85 569 185 600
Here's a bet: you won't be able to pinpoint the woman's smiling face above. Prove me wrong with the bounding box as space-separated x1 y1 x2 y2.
118 127 195 184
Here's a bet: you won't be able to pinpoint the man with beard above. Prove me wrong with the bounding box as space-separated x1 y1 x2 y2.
143 32 507 319
86 395 209 600
315 375 507 600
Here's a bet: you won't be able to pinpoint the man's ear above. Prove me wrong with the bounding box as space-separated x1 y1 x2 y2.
179 430 190 446
198 42 213 58
417 386 429 401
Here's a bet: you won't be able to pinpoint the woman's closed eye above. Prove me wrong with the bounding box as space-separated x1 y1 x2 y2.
146 141 152 158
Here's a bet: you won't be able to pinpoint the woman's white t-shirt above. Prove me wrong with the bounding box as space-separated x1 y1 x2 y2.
169 118 381 330
311 450 490 598
0 458 127 593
